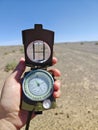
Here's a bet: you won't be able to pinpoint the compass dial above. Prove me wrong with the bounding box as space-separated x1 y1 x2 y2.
27 40 51 63
29 78 48 96
23 69 54 101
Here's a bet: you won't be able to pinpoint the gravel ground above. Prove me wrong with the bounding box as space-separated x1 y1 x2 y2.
0 42 98 130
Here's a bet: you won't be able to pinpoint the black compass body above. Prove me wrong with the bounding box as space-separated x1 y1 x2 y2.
21 24 55 113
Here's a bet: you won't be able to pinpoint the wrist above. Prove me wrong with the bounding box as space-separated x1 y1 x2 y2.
0 119 19 130
0 105 20 130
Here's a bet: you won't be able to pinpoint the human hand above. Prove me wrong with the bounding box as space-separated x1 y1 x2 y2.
0 57 61 130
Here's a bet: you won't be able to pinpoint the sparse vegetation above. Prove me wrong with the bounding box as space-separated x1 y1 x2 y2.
4 61 17 72
20 48 24 53
80 42 84 45
4 50 16 55
95 42 98 45
4 52 8 55
12 50 16 53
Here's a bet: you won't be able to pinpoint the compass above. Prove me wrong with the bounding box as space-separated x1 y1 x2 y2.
23 69 54 102
21 24 55 113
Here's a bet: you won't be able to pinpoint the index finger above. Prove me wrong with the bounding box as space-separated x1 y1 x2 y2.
52 57 58 65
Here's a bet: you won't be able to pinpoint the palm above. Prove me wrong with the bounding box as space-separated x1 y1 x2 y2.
1 73 33 128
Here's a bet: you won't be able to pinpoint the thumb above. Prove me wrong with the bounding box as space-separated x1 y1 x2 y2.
12 58 26 81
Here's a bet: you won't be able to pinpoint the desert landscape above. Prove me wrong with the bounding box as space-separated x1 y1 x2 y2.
0 42 98 130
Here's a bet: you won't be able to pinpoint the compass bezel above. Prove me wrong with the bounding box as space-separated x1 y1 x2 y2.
22 69 54 101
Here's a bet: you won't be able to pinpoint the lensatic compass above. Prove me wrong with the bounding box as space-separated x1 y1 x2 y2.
21 24 55 114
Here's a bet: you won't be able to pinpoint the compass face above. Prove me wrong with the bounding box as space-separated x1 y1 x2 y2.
23 69 54 101
27 40 51 63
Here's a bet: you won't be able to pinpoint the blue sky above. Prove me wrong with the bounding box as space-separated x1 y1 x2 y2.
0 0 98 46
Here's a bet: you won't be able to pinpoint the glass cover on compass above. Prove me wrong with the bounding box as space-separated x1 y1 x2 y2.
27 40 51 63
23 69 54 101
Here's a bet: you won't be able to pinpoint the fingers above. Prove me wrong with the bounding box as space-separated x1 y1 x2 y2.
53 89 61 98
12 57 26 81
49 69 61 77
54 80 61 91
52 57 58 65
49 56 61 98
12 56 57 81
53 80 61 98
49 68 61 98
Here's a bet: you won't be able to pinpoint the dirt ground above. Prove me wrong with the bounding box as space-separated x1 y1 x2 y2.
0 42 98 130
